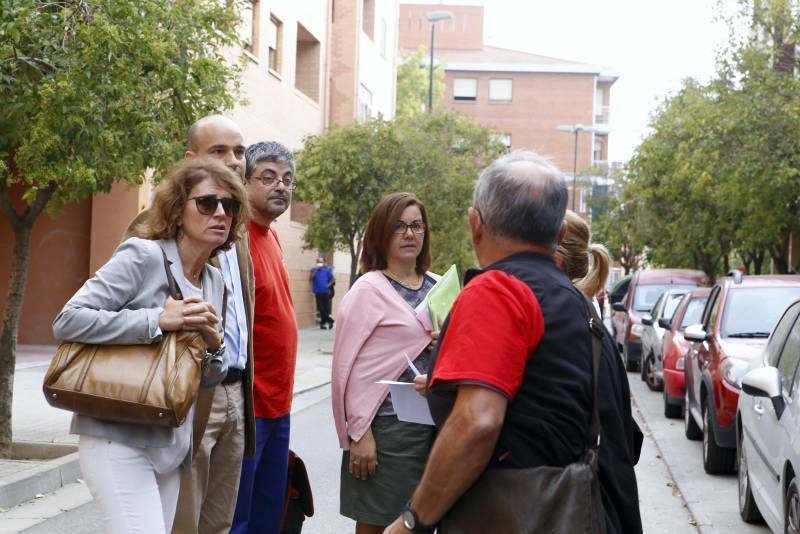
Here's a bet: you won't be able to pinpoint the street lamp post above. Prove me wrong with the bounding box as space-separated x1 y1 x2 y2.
425 11 453 113
556 124 596 212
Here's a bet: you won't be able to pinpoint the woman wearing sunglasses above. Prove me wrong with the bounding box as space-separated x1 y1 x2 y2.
332 192 440 534
52 157 249 534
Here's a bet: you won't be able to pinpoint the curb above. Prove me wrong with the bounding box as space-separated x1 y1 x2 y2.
0 379 333 512
0 445 79 510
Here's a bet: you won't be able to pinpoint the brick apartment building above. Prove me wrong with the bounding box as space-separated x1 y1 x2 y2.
0 0 399 344
399 3 617 214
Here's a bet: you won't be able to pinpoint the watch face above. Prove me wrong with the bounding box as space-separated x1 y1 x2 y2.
402 508 416 529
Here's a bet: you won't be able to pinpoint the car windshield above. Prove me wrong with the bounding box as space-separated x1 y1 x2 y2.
662 292 687 320
633 284 697 312
722 287 800 338
680 296 708 329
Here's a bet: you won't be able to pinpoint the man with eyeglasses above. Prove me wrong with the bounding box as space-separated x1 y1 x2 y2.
171 115 257 534
232 141 299 534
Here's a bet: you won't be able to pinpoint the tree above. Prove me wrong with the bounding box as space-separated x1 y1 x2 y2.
395 46 445 118
0 0 244 457
295 112 503 285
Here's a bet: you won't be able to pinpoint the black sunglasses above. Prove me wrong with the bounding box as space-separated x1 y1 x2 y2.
189 195 241 217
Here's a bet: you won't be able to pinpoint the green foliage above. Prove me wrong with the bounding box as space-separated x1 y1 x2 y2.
295 112 503 284
0 0 243 206
395 46 445 118
618 0 800 276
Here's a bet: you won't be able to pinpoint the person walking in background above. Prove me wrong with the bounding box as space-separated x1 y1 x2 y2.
169 115 257 534
232 141 299 534
332 192 439 534
555 209 644 534
310 258 335 329
52 157 249 534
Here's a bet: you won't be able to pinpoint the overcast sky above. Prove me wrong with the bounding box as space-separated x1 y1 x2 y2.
403 0 734 162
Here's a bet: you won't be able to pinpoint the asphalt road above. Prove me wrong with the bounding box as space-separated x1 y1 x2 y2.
16 374 774 534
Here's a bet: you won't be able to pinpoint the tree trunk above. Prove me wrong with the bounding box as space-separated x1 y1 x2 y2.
0 175 56 458
0 223 33 457
770 232 791 274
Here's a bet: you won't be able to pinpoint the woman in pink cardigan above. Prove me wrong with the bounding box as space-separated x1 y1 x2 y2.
332 192 439 533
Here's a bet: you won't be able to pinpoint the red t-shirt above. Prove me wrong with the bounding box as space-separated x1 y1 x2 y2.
429 270 545 398
250 222 298 418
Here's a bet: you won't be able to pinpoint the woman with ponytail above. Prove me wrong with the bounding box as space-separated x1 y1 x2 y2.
555 210 644 534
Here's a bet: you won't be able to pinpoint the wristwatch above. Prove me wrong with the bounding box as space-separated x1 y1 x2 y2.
402 501 435 533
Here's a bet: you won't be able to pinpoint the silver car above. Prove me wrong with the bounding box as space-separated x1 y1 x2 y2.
737 298 800 532
640 288 690 391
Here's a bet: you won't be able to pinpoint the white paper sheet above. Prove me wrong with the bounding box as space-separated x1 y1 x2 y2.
377 380 435 425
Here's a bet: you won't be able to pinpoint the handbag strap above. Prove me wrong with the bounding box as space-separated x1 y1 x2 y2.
160 247 229 331
585 298 605 453
160 248 183 300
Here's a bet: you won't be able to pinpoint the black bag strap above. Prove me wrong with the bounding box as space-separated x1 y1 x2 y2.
585 299 605 453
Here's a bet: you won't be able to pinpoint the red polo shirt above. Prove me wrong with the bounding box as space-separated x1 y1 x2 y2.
249 222 298 418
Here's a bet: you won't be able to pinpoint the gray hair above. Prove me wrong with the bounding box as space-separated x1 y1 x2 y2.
245 141 296 177
473 150 568 248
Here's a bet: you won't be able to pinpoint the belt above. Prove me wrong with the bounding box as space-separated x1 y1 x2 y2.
222 367 244 385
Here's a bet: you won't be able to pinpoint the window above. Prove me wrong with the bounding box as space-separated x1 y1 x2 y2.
593 138 602 162
239 1 258 54
777 317 800 396
453 78 477 101
268 15 283 73
680 296 708 330
358 84 372 121
489 79 512 102
295 23 321 101
766 303 800 366
362 0 375 40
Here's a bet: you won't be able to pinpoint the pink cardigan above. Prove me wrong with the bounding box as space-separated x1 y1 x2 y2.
331 270 438 449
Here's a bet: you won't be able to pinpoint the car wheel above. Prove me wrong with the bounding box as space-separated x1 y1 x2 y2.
684 389 702 440
786 477 800 534
664 387 681 418
702 403 735 474
645 354 663 392
738 431 763 523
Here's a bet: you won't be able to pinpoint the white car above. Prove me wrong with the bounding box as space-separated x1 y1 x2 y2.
737 298 800 532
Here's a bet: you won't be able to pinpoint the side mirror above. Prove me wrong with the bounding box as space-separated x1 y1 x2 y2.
641 314 654 326
684 324 708 343
742 366 785 419
658 317 672 329
612 302 627 312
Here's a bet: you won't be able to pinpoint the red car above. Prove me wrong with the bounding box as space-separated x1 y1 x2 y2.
684 274 800 474
660 288 710 418
612 269 707 371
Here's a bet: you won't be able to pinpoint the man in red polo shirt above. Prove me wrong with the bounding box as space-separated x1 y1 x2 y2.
232 141 299 534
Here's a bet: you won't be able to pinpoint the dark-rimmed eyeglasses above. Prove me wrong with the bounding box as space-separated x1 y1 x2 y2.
253 174 297 190
189 195 241 217
392 221 426 235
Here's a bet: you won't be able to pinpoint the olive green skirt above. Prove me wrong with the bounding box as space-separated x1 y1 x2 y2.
340 415 435 526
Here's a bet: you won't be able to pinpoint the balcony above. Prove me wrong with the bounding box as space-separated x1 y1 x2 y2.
594 105 609 124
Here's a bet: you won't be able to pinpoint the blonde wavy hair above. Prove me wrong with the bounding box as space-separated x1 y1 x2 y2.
130 157 250 256
556 210 611 299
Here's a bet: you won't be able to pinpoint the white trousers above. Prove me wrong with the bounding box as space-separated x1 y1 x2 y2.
79 435 181 534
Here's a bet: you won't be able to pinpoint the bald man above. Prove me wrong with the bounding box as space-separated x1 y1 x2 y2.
171 115 256 534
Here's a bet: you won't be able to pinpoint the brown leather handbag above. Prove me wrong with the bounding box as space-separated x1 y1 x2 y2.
439 303 608 534
43 249 206 427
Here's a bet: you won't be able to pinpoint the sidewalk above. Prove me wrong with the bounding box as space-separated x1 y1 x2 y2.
0 327 334 528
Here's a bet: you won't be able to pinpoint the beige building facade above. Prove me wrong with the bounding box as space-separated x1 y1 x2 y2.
399 3 617 215
0 0 399 344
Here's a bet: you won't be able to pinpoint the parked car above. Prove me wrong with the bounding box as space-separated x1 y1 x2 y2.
607 274 631 334
660 288 710 418
612 269 706 372
640 288 691 391
736 298 800 530
684 274 800 474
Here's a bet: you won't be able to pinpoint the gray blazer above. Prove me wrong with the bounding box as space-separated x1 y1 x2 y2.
52 237 227 449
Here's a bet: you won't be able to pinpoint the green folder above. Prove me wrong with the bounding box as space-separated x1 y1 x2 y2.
427 264 461 331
